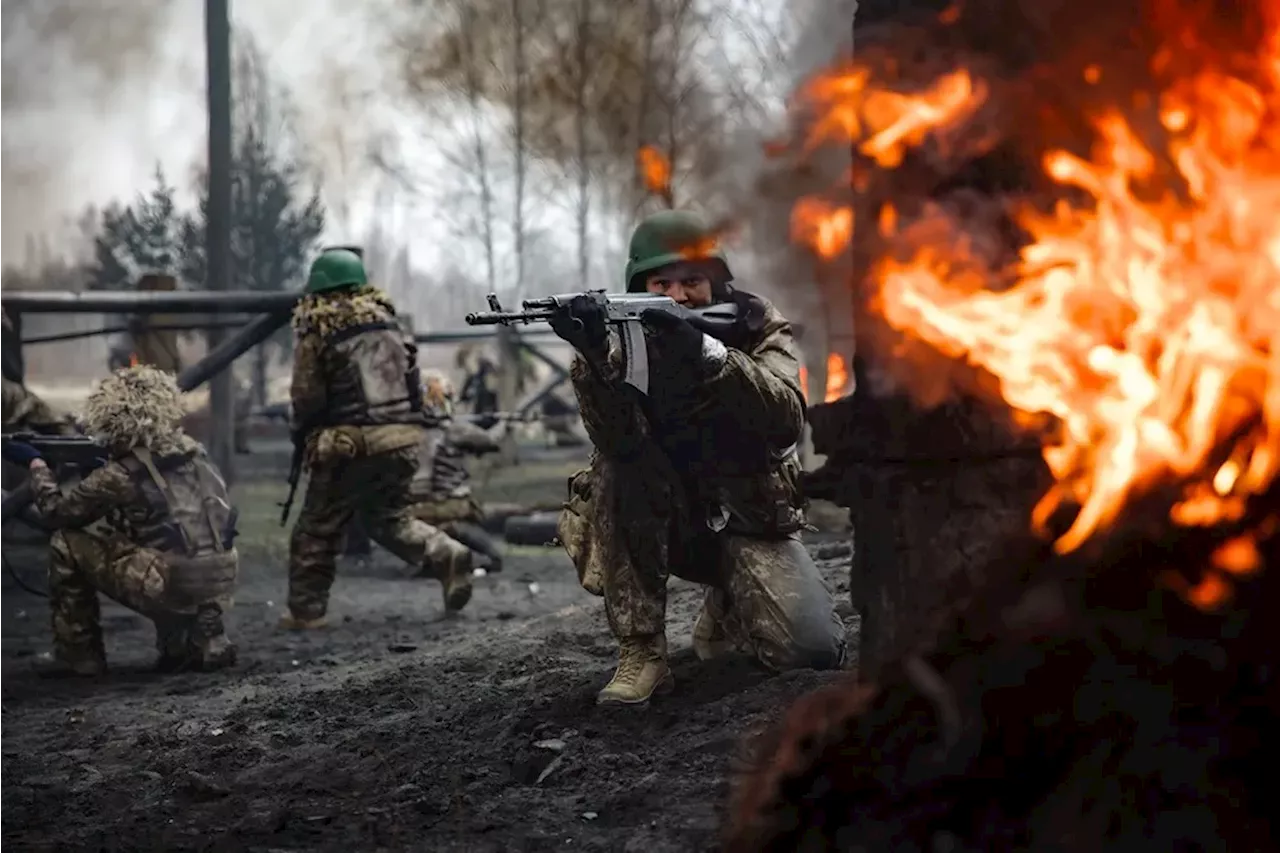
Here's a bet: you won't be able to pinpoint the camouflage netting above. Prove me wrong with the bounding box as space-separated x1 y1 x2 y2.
82 365 194 456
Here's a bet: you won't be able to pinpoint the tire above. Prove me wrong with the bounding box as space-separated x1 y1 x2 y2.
502 511 562 547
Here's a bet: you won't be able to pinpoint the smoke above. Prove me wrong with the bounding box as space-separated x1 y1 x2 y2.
1 0 190 267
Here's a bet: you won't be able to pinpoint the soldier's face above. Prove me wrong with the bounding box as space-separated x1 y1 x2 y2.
644 264 713 307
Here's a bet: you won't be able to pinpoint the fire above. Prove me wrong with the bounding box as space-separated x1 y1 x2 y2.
129 353 140 367
787 4 1279 608
637 146 671 198
791 199 854 261
799 353 851 404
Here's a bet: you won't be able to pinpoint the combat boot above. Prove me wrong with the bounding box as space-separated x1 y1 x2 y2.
278 611 329 630
439 549 474 613
597 634 674 706
190 604 238 671
692 605 734 661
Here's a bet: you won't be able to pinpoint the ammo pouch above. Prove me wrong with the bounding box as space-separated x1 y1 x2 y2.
557 467 605 596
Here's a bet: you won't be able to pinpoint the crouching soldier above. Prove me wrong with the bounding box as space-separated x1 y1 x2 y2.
282 249 477 629
2 366 239 676
554 210 847 706
410 369 504 572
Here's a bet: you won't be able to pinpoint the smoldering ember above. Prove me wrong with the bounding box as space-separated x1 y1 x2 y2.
2 0 1276 851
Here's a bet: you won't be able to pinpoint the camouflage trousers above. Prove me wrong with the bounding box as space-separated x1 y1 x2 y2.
288 447 471 620
558 484 845 672
411 496 503 572
49 529 237 663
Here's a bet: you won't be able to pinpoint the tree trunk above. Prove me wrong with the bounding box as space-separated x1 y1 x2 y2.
460 2 497 296
512 0 527 302
574 0 592 288
632 0 660 212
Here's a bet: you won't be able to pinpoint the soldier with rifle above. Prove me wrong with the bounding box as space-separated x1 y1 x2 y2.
1 365 239 676
278 249 479 629
467 210 846 705
409 369 505 572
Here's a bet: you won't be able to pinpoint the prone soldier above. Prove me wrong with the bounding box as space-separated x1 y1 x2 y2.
1 366 239 676
551 210 847 705
281 249 478 629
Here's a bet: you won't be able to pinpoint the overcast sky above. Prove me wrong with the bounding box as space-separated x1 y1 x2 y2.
1 0 851 289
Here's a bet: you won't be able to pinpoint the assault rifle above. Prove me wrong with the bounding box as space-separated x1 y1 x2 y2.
465 291 739 396
1 433 109 524
279 426 309 528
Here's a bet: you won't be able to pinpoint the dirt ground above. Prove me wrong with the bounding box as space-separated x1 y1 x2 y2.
1 443 857 852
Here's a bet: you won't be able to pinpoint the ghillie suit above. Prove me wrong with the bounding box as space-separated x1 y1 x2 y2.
283 250 475 628
557 211 847 706
26 366 240 676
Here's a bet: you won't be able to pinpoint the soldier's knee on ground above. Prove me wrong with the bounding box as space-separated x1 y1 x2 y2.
724 535 846 673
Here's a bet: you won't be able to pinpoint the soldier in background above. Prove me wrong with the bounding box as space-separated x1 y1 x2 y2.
2 309 76 436
2 366 239 676
282 249 477 628
410 369 504 572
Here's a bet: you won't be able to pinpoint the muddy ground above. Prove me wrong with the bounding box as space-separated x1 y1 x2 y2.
2 442 857 852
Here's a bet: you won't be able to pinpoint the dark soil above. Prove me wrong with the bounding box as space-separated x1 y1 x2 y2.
1 448 857 853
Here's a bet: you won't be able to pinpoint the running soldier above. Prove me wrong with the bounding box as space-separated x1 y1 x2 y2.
553 210 846 705
281 249 476 629
2 366 238 676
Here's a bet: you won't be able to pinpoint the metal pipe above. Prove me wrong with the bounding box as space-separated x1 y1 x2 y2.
413 327 560 343
176 311 292 393
22 318 251 346
0 290 299 314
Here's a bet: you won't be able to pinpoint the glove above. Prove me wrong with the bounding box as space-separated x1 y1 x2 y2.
2 441 42 466
549 295 609 356
641 309 708 367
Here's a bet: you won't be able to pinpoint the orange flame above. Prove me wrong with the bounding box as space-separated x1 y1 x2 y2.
786 5 1278 609
799 354 851 404
129 353 140 367
791 199 855 260
637 146 672 197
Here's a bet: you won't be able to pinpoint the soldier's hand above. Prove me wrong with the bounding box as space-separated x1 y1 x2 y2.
2 441 41 466
549 295 609 355
641 309 706 366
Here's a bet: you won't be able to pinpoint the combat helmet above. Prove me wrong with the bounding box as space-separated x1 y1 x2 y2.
305 249 368 294
421 368 456 416
624 210 733 293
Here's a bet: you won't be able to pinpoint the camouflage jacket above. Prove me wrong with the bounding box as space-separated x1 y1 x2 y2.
409 419 499 502
570 291 808 537
290 286 424 460
28 432 238 565
2 378 76 435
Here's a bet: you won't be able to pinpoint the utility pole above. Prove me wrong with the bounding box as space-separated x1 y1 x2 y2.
205 0 236 481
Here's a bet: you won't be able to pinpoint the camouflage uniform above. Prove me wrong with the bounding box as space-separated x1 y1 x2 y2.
283 251 474 627
2 377 76 435
25 366 239 675
556 211 845 704
409 369 504 570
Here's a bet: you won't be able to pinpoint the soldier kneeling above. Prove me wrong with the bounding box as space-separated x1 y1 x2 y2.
3 366 239 677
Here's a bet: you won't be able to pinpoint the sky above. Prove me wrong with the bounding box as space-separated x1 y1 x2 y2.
0 0 856 332
0 0 429 270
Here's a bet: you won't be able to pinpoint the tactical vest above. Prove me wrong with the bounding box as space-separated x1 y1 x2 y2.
123 447 239 602
322 321 423 426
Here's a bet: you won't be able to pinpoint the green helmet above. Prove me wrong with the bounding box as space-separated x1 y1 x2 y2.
305 249 368 294
624 210 733 292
